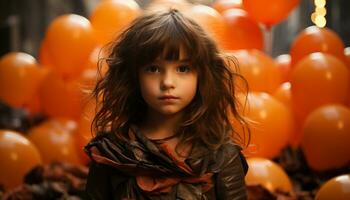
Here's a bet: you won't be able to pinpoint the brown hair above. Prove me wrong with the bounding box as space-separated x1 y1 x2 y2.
92 9 250 151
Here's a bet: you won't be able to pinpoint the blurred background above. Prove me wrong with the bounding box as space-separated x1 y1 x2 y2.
0 0 350 199
0 0 349 57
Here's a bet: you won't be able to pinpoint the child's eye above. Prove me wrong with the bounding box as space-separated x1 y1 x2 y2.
145 65 160 73
177 65 191 73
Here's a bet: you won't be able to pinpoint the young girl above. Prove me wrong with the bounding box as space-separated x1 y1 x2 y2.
85 9 250 200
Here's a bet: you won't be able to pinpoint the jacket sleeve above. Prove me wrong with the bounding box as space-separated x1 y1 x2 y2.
85 162 113 200
215 144 248 200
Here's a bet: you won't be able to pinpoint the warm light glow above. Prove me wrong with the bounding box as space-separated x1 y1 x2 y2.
311 12 317 23
315 15 326 28
312 0 327 28
316 7 327 16
315 0 326 7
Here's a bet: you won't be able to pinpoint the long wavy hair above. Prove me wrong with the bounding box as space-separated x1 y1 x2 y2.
92 9 250 151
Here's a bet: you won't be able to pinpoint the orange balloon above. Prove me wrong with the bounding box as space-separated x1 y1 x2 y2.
76 100 96 164
235 92 293 158
273 82 299 147
245 157 293 193
39 71 83 119
243 0 300 27
316 174 350 200
40 118 78 134
290 26 346 66
291 53 349 124
273 82 292 108
212 0 243 13
185 5 227 49
28 121 81 165
275 54 292 82
85 45 108 78
0 130 42 190
0 52 46 108
90 0 141 45
230 50 282 93
45 14 96 78
221 9 263 51
24 93 42 115
301 105 350 171
38 38 53 67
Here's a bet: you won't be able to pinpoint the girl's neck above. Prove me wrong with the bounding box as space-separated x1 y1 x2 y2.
138 110 184 140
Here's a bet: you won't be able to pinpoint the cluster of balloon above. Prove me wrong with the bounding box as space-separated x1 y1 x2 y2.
245 158 293 193
290 53 349 144
234 92 293 158
301 105 350 171
290 26 346 66
27 118 81 165
315 174 350 200
0 130 42 190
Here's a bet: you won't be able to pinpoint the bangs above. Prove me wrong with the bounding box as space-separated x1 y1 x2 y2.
129 10 204 68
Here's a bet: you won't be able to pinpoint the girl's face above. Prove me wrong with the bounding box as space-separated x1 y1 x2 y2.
138 48 198 117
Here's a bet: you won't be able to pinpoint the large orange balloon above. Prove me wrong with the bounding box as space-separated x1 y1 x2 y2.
291 53 349 124
245 158 293 193
221 9 263 51
185 5 227 49
45 14 96 78
39 71 83 119
301 105 350 171
212 0 243 13
275 54 292 82
0 52 46 108
243 0 300 27
90 0 141 45
235 92 293 158
27 120 81 165
0 130 42 190
290 26 346 66
230 50 282 93
316 174 350 200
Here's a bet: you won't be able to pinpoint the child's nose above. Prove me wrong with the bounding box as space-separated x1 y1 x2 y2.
160 71 175 90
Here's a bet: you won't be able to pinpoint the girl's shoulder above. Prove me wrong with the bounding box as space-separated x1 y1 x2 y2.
213 142 248 174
